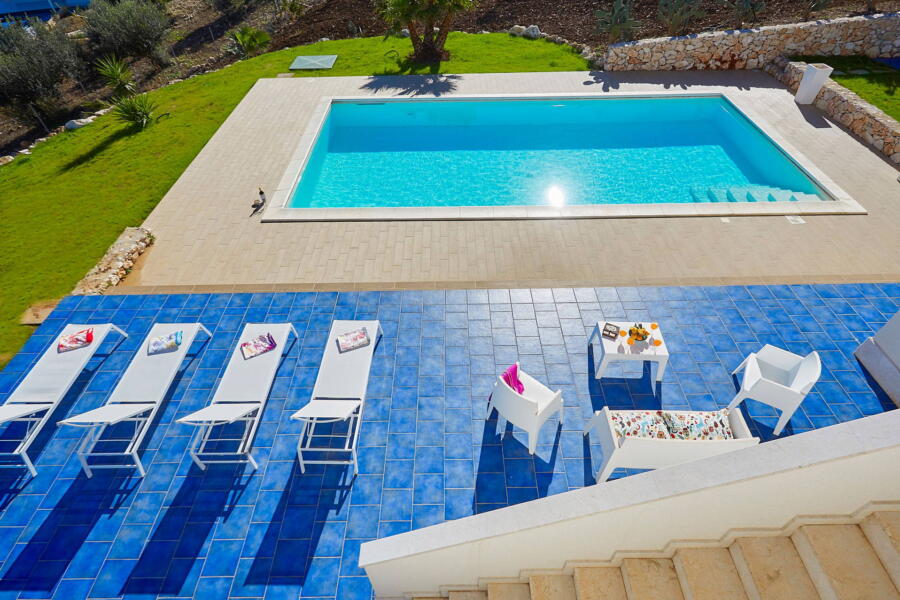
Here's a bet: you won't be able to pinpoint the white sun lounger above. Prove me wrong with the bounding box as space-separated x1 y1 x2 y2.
291 320 382 475
58 323 211 478
178 323 297 470
0 323 127 477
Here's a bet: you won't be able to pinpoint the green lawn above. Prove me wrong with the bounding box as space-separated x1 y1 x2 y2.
796 55 899 121
0 33 588 366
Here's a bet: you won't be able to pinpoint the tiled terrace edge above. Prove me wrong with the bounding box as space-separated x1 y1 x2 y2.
359 410 900 597
132 71 900 289
0 283 896 600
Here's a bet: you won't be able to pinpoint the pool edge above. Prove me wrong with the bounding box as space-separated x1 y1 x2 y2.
261 91 866 223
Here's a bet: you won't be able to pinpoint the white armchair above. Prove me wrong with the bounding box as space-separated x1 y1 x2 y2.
487 364 563 454
728 344 822 436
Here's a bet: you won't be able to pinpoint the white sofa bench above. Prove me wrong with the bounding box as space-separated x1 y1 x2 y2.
584 406 760 482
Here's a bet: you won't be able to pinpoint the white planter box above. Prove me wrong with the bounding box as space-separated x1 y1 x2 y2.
795 63 834 105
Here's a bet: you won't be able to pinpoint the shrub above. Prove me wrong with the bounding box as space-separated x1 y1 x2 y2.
657 0 704 36
0 19 83 123
719 0 765 29
113 92 157 129
803 0 831 19
595 0 641 44
84 0 171 62
228 26 271 58
95 55 136 98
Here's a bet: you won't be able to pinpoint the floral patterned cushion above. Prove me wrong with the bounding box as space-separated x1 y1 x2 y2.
609 410 671 439
663 410 734 441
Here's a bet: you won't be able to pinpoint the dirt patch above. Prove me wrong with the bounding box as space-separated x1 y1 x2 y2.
2 0 898 154
274 0 900 47
20 300 61 326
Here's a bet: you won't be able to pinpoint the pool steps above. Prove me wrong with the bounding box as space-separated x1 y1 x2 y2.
690 186 821 203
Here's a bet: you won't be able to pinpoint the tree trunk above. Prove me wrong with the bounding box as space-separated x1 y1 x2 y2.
410 14 450 62
407 21 423 57
433 14 454 56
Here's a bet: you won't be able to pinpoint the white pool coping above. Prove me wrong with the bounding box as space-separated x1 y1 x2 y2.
261 91 865 222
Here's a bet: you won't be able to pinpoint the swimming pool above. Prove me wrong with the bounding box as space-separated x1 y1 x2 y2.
264 94 861 221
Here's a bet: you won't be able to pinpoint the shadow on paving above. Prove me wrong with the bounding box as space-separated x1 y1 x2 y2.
121 464 251 596
474 405 566 514
244 461 353 598
0 472 137 594
360 74 461 97
580 69 785 92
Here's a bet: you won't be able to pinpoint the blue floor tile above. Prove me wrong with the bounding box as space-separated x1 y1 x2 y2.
0 285 894 600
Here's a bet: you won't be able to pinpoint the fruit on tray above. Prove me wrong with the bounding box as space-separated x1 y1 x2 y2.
629 323 650 342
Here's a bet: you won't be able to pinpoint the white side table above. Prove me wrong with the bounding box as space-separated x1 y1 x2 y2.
588 321 669 382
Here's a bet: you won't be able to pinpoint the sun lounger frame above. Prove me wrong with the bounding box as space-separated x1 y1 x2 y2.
59 323 211 478
0 323 127 477
180 323 298 471
292 320 382 476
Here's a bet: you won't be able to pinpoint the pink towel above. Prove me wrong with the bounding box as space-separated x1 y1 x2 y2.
501 364 525 394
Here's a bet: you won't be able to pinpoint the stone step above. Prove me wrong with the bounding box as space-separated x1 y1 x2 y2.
730 536 819 600
789 192 822 202
690 188 710 203
449 592 488 600
674 548 748 600
573 567 626 600
701 186 821 204
488 583 532 600
792 523 900 600
706 188 731 203
621 558 684 600
529 575 576 600
860 511 900 591
726 188 756 203
763 190 797 202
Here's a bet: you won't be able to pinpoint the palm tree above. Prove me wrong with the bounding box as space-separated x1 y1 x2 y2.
378 0 476 63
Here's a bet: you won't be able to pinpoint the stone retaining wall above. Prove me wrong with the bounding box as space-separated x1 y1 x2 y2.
72 227 153 295
604 13 900 71
765 56 900 164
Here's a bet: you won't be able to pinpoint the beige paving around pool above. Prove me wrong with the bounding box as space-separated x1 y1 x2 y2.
124 70 900 293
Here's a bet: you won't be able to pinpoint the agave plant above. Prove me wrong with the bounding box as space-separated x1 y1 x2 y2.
95 55 136 99
228 26 271 58
114 92 156 129
657 0 705 36
719 0 765 29
595 0 641 44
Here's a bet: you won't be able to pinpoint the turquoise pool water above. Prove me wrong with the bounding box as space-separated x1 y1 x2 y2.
288 96 827 208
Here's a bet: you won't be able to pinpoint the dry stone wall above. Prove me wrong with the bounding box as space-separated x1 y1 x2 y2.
72 227 153 295
765 56 900 164
604 13 900 71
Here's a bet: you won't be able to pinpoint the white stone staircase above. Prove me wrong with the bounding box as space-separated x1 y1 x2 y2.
690 185 821 203
417 510 900 600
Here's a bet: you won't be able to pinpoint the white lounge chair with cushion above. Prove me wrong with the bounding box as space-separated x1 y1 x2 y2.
487 363 563 455
584 406 759 482
178 323 297 470
58 323 211 477
0 323 127 477
291 320 382 475
728 344 821 436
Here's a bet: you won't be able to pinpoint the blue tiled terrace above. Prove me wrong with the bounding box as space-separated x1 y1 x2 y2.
0 284 896 600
